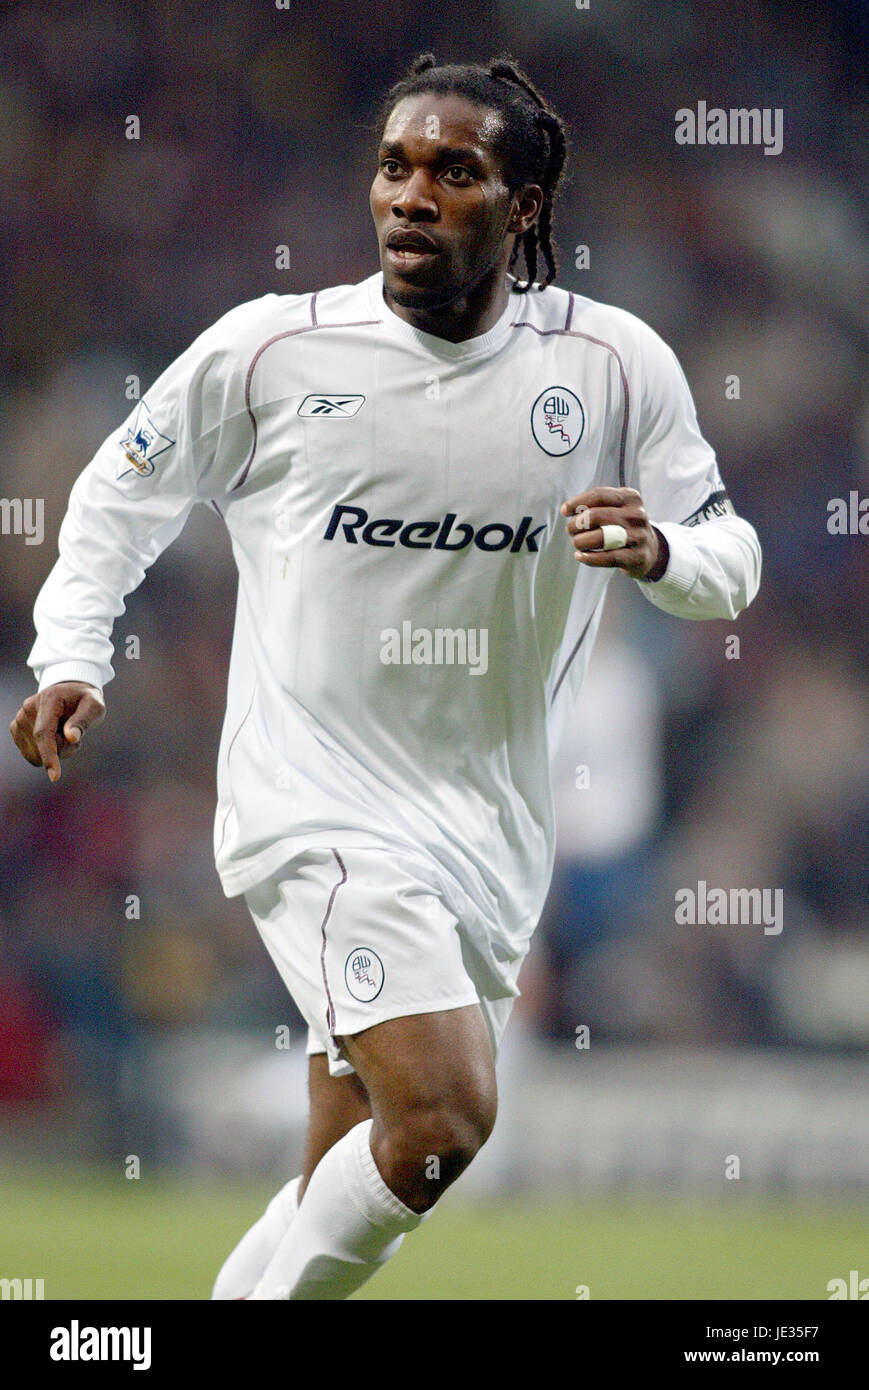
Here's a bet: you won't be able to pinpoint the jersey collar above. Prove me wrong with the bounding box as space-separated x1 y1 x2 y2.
364 271 520 360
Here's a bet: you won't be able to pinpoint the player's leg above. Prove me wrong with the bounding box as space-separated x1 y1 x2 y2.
301 1052 371 1194
239 845 514 1299
250 1002 496 1299
211 1054 370 1298
341 1002 496 1210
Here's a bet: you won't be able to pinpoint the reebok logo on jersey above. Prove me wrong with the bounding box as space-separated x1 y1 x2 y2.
298 394 366 417
323 503 547 553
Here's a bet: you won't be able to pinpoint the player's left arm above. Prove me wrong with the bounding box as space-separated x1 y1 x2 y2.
561 325 762 620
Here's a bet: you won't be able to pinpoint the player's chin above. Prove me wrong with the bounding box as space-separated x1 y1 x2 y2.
382 263 454 308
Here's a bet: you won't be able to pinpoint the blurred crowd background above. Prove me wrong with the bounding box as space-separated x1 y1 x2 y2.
0 0 867 1174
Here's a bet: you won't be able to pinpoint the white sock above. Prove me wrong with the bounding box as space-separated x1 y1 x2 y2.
249 1119 424 1300
211 1174 302 1300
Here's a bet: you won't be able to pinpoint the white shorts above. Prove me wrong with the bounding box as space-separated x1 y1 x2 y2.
244 845 519 1077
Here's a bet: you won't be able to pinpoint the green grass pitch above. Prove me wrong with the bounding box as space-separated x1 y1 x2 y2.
1 1166 865 1299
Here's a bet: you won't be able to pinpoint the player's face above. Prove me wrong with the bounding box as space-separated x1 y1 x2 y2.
370 94 518 312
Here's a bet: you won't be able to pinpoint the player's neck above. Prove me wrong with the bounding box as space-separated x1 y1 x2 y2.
381 271 511 344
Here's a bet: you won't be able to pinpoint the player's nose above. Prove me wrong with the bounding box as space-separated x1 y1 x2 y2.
390 168 438 218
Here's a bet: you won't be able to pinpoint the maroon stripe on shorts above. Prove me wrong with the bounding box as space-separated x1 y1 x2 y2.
320 849 348 1038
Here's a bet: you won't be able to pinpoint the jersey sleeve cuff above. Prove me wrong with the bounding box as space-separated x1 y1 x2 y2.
634 520 701 599
36 662 107 699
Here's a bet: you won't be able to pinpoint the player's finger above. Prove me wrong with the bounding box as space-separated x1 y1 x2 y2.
560 487 641 517
565 504 647 537
571 529 616 554
574 546 632 566
9 711 43 766
62 691 106 748
31 691 65 782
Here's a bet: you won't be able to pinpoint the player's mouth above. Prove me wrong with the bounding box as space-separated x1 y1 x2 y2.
385 230 442 273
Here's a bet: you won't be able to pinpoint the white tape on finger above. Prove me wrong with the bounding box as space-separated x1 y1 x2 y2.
601 524 628 551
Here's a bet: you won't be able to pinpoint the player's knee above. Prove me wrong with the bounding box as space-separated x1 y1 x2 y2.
380 1090 497 1210
415 1099 494 1168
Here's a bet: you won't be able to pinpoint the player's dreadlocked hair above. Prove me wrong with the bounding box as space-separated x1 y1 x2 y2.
376 53 569 293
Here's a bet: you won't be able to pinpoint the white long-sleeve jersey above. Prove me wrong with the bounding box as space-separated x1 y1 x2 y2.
28 271 761 970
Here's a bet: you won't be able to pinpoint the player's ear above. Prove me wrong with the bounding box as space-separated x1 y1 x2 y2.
509 184 543 236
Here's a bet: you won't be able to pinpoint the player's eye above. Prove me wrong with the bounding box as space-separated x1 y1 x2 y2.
380 159 403 176
444 166 472 184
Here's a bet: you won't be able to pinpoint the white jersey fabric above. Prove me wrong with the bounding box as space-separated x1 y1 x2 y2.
29 270 761 980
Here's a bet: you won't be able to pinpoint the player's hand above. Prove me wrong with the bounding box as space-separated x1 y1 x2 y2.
560 486 667 580
9 682 106 784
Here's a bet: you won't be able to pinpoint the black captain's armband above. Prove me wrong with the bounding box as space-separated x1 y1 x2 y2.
681 490 736 526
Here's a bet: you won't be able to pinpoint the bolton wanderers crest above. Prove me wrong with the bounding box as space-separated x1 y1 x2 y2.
531 386 585 457
344 947 385 1002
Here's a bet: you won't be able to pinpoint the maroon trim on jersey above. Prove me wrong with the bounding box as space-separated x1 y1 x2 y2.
321 849 348 1040
210 499 224 519
229 314 381 493
511 298 631 488
512 292 632 701
551 602 601 704
214 683 259 858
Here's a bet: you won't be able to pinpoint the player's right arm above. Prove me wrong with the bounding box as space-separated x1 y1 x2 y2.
12 297 274 781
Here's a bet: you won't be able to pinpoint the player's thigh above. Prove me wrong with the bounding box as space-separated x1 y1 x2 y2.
338 1002 497 1136
246 846 510 1113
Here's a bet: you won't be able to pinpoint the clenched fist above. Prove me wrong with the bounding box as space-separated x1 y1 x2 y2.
561 486 668 581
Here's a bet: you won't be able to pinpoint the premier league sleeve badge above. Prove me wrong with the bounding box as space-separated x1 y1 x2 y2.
116 400 176 480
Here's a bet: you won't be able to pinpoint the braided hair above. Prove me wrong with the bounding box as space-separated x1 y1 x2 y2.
375 53 569 293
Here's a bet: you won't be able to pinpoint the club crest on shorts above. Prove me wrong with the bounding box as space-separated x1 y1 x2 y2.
531 386 585 457
345 948 384 1002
